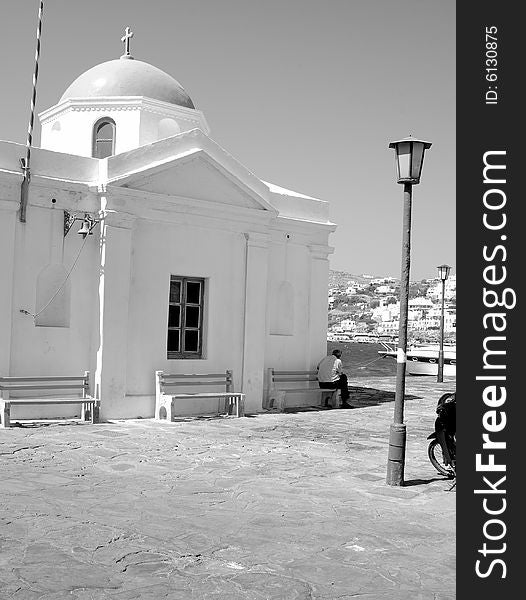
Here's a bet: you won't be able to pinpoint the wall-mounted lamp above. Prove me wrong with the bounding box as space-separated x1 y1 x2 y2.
64 211 100 238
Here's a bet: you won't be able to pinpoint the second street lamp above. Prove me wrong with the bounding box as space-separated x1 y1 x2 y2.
386 136 432 487
437 264 451 383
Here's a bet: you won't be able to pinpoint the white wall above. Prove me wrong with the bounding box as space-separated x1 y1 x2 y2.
264 235 329 371
123 220 247 416
41 109 141 157
2 130 333 420
40 99 209 158
138 107 207 146
3 191 331 420
9 205 98 375
5 202 100 419
0 204 17 377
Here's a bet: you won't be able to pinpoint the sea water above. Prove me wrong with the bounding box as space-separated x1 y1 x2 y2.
326 342 397 379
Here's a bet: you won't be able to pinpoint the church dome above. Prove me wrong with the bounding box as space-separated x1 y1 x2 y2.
59 57 195 109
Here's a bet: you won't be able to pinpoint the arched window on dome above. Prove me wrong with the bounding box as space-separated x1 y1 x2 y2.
92 118 116 158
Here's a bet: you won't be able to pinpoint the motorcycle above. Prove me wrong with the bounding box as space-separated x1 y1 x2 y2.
427 392 456 478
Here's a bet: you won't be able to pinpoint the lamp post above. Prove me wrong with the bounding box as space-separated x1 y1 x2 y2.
437 264 451 383
386 136 432 486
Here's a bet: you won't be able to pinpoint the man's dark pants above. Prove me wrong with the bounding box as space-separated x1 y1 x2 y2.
318 374 350 402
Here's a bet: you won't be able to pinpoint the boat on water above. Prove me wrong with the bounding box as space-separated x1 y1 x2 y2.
328 333 354 342
353 333 377 343
378 342 456 376
327 332 385 343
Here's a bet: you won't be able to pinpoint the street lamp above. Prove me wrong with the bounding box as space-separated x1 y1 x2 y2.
437 264 451 383
386 136 432 486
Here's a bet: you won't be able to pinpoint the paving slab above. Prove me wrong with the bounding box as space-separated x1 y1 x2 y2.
0 376 456 599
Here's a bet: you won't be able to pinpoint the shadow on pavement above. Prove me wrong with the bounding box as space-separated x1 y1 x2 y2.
170 413 258 422
404 476 455 486
348 386 422 407
9 419 90 429
273 385 423 413
282 406 341 413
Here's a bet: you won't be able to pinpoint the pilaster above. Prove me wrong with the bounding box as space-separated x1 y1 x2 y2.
94 206 136 419
241 232 270 412
307 244 334 368
0 202 18 375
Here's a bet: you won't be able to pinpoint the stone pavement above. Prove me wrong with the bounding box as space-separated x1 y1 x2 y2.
0 376 456 600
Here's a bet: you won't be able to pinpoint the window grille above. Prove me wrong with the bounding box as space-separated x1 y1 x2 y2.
167 276 204 359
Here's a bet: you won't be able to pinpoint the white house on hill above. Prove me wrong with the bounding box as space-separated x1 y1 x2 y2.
0 39 335 420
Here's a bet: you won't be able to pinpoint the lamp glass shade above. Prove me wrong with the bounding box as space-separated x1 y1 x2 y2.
389 137 432 184
396 142 411 182
411 142 425 180
437 264 451 280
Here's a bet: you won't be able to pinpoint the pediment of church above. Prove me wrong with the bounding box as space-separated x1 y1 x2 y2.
124 152 266 210
106 132 276 214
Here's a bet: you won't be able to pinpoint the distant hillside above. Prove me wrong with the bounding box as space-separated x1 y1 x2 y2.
329 270 436 299
328 270 391 287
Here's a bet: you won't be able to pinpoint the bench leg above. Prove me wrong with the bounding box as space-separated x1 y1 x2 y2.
225 396 243 418
93 401 100 424
236 396 245 418
81 402 99 424
268 391 286 412
321 390 340 409
263 392 273 410
221 396 245 418
0 401 11 428
81 403 91 423
156 394 175 421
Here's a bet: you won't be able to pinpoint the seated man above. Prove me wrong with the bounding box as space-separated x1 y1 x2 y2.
316 349 352 408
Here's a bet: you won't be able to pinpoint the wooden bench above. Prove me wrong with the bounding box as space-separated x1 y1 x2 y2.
265 369 341 412
0 372 99 428
155 370 245 420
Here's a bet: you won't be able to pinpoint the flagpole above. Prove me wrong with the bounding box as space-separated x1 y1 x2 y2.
20 0 45 223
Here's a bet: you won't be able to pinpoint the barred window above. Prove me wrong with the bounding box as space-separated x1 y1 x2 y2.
167 276 204 359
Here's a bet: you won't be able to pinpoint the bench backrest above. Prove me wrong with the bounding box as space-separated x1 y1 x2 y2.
156 370 233 395
0 372 91 399
268 369 319 388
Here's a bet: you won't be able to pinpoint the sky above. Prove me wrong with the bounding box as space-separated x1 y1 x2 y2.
0 0 455 281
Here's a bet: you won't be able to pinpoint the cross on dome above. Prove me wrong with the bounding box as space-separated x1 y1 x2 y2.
121 26 134 58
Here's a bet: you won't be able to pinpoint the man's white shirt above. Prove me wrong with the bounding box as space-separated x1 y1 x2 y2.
317 355 343 383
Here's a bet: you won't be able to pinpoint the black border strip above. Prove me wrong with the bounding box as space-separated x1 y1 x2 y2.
457 3 522 597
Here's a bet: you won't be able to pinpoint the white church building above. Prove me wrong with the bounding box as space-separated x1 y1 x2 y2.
0 33 335 419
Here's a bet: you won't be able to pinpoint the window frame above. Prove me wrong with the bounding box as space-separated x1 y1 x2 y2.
92 117 116 158
167 276 205 359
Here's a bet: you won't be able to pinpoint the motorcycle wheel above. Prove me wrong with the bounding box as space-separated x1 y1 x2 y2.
428 439 455 478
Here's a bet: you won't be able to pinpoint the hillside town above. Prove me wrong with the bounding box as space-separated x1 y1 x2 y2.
327 270 456 344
